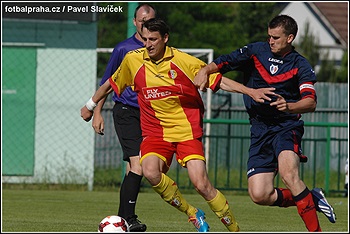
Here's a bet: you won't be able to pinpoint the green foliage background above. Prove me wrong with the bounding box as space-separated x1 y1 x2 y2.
96 2 347 83
96 2 282 82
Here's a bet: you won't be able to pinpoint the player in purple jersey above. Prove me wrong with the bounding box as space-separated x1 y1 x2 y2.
194 14 336 231
92 4 156 232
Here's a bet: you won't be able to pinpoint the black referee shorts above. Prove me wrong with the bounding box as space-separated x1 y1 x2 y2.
112 102 142 162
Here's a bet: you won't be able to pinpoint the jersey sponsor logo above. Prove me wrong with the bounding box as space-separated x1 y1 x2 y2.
270 64 279 75
142 84 183 101
268 57 283 64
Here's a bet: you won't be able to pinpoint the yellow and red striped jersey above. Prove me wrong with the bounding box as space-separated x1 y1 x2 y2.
109 46 222 142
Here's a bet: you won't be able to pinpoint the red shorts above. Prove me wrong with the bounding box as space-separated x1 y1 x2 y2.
140 137 205 168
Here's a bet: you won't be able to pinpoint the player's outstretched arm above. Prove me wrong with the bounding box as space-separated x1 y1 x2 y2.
220 77 276 103
81 81 113 122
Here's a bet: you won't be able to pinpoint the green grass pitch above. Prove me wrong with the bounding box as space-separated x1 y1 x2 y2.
2 188 348 232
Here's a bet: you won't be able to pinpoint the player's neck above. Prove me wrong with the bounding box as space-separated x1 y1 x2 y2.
275 46 293 57
135 32 143 43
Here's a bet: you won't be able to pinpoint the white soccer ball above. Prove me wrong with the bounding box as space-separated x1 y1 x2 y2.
98 215 129 232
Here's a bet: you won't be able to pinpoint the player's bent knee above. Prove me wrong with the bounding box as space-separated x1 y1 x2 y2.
249 190 271 205
250 196 270 205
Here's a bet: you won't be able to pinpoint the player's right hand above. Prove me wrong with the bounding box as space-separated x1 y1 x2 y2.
80 106 93 122
251 87 277 103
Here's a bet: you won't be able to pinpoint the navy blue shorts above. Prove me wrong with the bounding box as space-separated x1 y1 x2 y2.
246 118 305 178
113 102 142 162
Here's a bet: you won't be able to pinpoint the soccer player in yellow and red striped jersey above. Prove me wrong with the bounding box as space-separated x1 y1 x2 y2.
92 4 156 231
81 18 275 232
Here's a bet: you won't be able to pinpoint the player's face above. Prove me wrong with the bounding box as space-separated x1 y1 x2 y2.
267 26 294 56
141 29 168 61
133 8 156 38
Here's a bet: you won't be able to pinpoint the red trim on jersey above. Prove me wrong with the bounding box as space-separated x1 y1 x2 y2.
210 73 223 93
109 77 121 96
171 62 204 139
253 56 298 84
217 61 229 70
134 65 164 138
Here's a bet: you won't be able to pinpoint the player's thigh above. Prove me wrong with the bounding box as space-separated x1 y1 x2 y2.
248 172 275 199
278 151 300 178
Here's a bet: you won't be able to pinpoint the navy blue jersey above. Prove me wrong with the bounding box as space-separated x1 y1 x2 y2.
100 33 144 108
213 41 317 121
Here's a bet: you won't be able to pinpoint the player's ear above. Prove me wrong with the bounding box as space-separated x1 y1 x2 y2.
287 34 295 43
164 33 169 44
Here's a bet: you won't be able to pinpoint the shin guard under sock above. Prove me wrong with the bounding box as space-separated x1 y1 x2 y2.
294 188 321 231
121 171 142 218
118 174 127 217
272 188 296 207
152 173 196 216
207 190 239 232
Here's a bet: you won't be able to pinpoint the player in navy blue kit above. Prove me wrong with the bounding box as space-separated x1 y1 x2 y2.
91 4 156 232
194 14 336 231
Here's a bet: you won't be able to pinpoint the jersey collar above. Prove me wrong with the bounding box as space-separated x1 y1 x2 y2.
143 46 174 64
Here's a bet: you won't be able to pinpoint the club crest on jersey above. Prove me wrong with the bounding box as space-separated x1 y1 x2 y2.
168 69 177 79
270 64 278 75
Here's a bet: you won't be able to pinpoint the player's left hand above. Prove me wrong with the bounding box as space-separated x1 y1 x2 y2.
270 93 289 112
81 106 93 122
194 69 209 92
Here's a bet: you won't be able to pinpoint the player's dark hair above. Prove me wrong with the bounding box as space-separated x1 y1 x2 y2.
134 3 157 18
268 14 298 38
142 18 170 38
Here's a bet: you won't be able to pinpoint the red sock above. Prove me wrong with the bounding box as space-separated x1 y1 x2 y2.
295 190 321 232
272 188 295 207
280 188 295 207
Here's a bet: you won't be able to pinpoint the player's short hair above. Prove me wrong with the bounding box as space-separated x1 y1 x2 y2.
268 14 298 38
134 3 157 18
142 18 170 38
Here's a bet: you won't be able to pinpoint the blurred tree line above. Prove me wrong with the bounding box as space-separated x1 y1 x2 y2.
96 2 347 83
